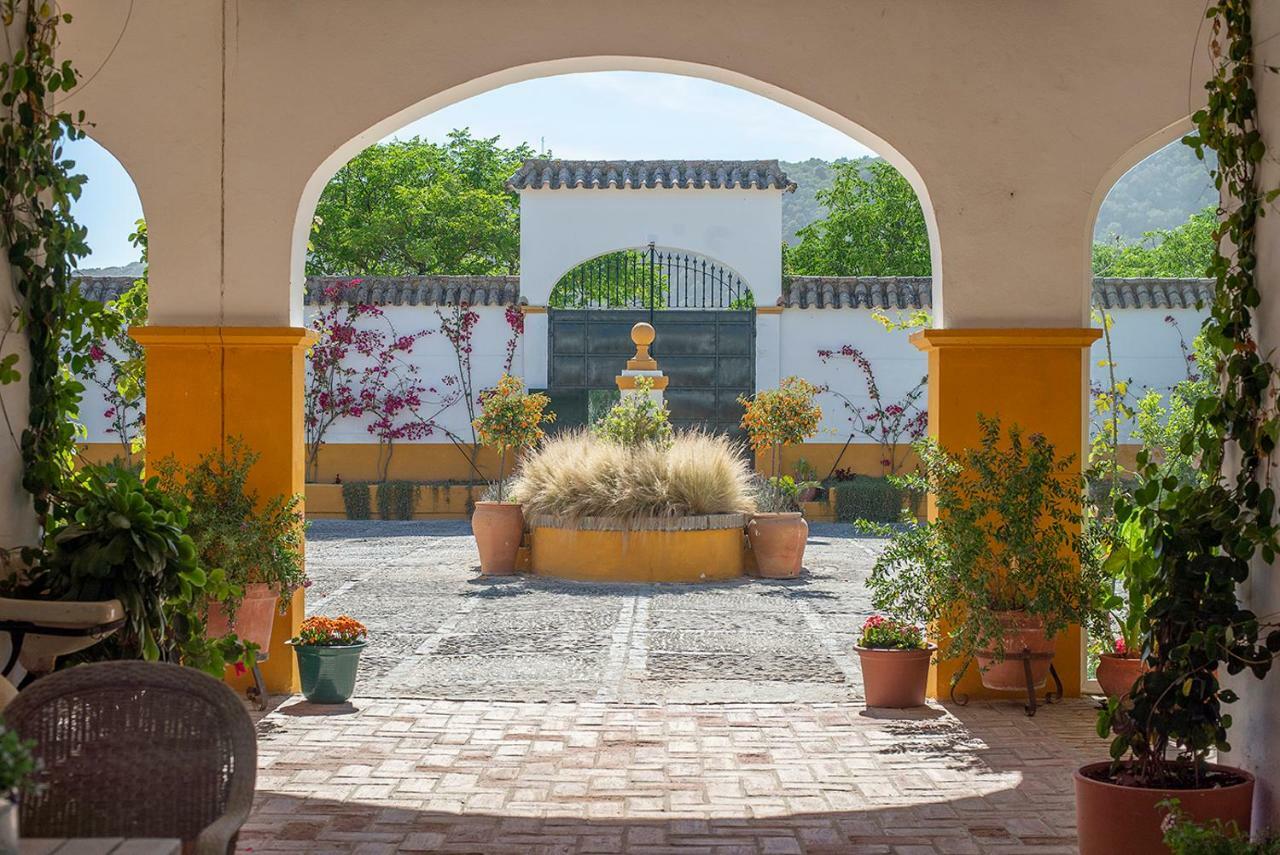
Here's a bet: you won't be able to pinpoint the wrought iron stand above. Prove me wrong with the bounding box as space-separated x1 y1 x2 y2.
949 647 1064 717
244 650 270 711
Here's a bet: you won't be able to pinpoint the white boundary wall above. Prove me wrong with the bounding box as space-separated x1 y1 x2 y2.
79 304 1208 450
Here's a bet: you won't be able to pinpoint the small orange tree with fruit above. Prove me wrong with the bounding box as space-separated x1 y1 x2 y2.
739 377 822 477
473 374 555 502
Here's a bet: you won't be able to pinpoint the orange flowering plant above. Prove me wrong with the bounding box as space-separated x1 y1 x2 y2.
473 374 556 501
291 615 368 647
738 376 822 477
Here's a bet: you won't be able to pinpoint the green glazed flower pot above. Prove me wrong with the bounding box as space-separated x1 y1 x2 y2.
292 641 366 703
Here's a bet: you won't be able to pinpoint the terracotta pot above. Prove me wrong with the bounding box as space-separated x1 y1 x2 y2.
206 582 278 652
1096 653 1148 700
1075 762 1254 854
797 486 820 503
472 501 524 576
746 512 808 578
856 644 935 708
975 611 1055 690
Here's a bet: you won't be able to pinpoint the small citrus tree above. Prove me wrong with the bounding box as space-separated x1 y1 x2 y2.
473 375 555 502
739 377 822 477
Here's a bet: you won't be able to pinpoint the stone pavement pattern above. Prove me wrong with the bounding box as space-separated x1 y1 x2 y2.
303 521 878 703
241 522 1102 853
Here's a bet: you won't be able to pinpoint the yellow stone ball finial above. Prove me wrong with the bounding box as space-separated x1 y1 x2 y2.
627 322 658 370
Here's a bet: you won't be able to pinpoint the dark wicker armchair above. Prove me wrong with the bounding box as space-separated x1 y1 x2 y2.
5 660 257 855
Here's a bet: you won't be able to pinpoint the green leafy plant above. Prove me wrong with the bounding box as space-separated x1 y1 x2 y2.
0 1 115 526
376 480 419 520
473 374 555 502
154 439 307 621
0 723 34 795
858 615 926 651
1098 1 1280 790
11 466 251 674
738 376 822 478
754 474 800 514
342 481 371 519
867 417 1102 681
1161 800 1280 854
592 378 673 447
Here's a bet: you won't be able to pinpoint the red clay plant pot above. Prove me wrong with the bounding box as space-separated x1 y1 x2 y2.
747 512 808 578
975 611 1055 690
472 501 524 576
856 644 936 708
1075 762 1254 854
206 582 278 652
1096 653 1148 700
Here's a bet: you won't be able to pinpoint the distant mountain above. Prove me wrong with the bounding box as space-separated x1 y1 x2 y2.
781 144 1216 246
76 261 145 278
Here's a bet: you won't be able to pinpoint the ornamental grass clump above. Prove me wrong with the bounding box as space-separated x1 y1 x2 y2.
510 430 755 521
472 374 555 502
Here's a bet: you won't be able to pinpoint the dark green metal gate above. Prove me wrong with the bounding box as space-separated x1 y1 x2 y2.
547 308 755 440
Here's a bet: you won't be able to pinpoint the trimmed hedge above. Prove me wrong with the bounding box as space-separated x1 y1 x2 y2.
832 476 906 523
341 481 371 519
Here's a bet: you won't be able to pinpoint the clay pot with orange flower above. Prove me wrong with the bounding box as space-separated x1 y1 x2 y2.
471 376 555 575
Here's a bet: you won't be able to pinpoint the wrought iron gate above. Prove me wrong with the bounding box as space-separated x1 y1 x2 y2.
549 243 754 314
547 308 756 440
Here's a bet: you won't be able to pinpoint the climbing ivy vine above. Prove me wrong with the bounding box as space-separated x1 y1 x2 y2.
1102 0 1280 786
0 0 109 527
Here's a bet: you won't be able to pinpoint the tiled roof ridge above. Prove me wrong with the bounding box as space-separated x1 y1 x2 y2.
506 159 797 193
78 274 1216 312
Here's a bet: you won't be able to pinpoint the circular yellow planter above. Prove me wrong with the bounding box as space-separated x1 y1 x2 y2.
528 514 746 583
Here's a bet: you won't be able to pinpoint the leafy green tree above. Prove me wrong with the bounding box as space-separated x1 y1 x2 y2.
1091 205 1216 278
308 130 537 276
785 160 930 277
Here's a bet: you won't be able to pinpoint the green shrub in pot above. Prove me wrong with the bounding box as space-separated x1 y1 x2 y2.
155 438 307 628
866 415 1103 690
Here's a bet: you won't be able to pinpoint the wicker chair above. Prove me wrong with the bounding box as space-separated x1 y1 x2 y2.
5 660 257 854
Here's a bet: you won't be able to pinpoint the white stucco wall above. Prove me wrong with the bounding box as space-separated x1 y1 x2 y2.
75 304 1210 450
518 188 783 306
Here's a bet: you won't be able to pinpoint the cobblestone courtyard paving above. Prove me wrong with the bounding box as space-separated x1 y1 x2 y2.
243 521 1102 853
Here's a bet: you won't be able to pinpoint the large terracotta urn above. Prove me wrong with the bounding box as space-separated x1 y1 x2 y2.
975 611 1055 690
206 582 278 652
746 512 808 578
472 502 524 576
1075 762 1254 854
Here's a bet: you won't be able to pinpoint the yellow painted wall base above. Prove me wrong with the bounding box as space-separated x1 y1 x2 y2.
305 483 482 519
912 328 1100 702
530 524 745 583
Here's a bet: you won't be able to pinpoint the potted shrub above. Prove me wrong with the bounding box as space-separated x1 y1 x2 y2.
156 439 307 656
740 377 822 577
793 458 821 503
288 615 368 704
471 375 554 575
868 416 1099 694
1092 514 1151 700
854 615 934 708
0 723 35 851
748 477 808 578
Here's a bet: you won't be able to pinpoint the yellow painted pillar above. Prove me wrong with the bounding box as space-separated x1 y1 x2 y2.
131 326 314 693
911 328 1101 701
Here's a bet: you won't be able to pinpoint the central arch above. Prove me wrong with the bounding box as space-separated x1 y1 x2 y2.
292 57 943 324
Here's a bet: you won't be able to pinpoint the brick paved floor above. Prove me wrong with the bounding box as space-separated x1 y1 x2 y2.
240 522 1102 853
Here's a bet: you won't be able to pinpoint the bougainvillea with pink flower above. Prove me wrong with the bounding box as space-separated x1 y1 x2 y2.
817 344 926 475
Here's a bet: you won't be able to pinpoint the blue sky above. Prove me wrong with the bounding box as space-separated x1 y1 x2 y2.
71 71 878 269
